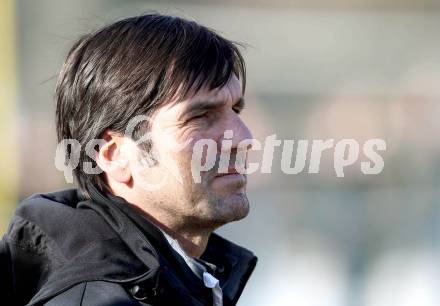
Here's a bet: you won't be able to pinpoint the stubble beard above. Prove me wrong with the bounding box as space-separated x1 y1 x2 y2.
183 171 250 229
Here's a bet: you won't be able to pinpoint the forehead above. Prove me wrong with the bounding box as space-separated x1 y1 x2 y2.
157 74 243 120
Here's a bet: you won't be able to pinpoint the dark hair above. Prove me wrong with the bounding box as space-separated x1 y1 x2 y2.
55 13 246 200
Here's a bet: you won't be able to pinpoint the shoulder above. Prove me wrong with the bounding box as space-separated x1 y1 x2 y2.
43 281 145 306
2 188 156 306
13 188 99 228
7 188 117 250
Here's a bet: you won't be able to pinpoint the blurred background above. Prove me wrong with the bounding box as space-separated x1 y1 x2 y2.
2 0 440 305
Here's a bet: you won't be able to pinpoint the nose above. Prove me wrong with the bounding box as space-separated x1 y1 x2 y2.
223 112 253 152
215 111 254 173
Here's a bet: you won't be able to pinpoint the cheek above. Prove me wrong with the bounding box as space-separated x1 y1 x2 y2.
169 136 209 173
152 128 188 159
166 129 224 173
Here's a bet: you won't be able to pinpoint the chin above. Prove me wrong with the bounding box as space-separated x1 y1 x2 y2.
211 192 250 224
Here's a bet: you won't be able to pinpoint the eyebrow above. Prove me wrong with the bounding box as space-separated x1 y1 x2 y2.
181 97 245 120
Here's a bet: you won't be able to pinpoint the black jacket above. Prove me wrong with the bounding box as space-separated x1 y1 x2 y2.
0 185 257 306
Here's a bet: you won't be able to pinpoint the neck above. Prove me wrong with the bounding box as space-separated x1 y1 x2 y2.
160 224 211 258
126 202 212 258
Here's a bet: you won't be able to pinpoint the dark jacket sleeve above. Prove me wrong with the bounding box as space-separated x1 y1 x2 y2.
0 235 13 303
43 281 149 306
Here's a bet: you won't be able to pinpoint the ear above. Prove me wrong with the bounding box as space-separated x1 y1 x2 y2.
96 130 132 184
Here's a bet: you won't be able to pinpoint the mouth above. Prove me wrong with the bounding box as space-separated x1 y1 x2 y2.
211 167 247 194
215 168 241 177
214 168 246 185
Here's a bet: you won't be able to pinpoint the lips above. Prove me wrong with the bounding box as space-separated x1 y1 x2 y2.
215 168 241 177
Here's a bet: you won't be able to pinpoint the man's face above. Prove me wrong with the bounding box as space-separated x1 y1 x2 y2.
131 74 253 228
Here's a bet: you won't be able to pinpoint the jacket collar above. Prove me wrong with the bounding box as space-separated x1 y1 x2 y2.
86 184 258 305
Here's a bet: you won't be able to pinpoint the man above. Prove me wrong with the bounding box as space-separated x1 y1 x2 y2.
0 13 257 306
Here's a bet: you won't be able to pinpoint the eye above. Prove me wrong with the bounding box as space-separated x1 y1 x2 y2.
233 106 243 114
191 112 208 120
